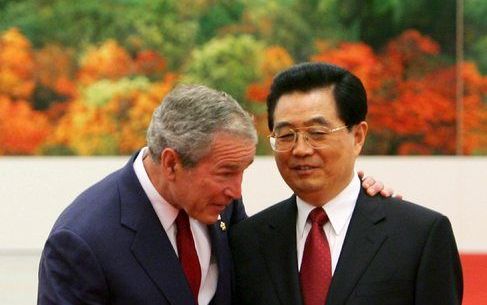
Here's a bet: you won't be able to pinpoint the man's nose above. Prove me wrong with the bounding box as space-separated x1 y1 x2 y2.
292 133 314 156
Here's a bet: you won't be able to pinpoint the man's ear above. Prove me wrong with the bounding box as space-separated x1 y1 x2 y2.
353 121 368 155
160 148 180 180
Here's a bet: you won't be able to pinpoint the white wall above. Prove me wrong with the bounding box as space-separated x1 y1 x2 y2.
1 156 486 305
1 156 486 252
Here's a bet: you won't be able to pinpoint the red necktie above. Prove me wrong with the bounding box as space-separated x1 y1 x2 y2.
176 210 201 304
300 207 332 305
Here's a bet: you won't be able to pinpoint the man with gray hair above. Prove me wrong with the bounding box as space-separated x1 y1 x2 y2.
38 84 388 305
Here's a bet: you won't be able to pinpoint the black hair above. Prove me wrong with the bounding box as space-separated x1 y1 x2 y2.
266 62 367 130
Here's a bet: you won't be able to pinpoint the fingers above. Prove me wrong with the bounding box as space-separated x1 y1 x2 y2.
361 176 379 195
392 193 403 200
379 186 394 197
361 176 375 189
369 181 384 196
360 173 400 198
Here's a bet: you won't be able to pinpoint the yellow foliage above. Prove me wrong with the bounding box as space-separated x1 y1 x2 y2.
52 100 118 155
52 73 178 155
261 46 294 78
0 28 35 99
78 40 134 85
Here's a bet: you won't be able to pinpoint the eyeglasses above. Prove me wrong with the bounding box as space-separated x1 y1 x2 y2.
269 125 348 152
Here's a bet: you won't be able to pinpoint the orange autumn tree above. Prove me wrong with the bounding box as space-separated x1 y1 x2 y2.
0 28 35 100
312 30 487 154
460 62 487 154
246 46 294 104
312 41 383 93
52 74 177 155
44 38 175 155
134 50 167 78
51 97 120 155
77 40 135 85
0 96 51 155
0 28 52 154
31 44 79 135
35 44 78 101
77 40 168 85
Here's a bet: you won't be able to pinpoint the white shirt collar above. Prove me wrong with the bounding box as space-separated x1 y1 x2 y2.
133 147 179 231
296 173 360 238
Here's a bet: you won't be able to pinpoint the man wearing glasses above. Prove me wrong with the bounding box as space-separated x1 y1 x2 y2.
231 62 463 305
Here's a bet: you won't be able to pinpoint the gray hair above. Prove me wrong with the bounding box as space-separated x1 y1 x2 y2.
147 84 258 167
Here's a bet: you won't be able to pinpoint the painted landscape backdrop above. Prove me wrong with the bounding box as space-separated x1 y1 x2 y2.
0 0 486 155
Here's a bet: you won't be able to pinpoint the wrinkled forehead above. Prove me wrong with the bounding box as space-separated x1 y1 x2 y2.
200 132 256 166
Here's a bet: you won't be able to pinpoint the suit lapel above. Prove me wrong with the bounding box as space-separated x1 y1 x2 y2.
118 154 195 305
259 197 304 305
207 215 232 305
326 189 387 305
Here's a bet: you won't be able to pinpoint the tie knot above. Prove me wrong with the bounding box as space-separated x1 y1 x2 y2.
176 209 190 229
308 207 328 226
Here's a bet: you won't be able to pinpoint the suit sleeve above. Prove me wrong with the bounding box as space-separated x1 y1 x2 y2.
38 229 109 305
414 215 463 305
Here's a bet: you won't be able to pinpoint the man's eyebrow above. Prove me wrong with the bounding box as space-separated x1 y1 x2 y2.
219 158 254 171
274 116 332 130
221 164 240 170
304 116 331 126
274 121 292 130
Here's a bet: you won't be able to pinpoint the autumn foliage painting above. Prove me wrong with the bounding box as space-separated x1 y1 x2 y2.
0 0 486 155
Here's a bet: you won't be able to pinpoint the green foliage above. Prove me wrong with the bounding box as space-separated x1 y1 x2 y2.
196 0 245 43
1 0 130 48
40 144 76 156
82 77 150 108
465 0 487 73
244 0 354 61
0 0 199 69
85 134 120 155
32 85 69 110
126 0 200 70
249 3 315 61
337 0 456 54
469 37 487 74
0 0 467 69
183 35 264 106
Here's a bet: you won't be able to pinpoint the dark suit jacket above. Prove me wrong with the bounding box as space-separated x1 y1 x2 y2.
38 153 247 305
230 189 463 305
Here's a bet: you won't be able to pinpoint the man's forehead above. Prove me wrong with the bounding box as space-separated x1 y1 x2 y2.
218 156 254 169
277 86 334 101
202 135 255 163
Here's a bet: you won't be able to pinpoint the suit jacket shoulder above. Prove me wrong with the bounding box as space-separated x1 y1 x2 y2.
327 190 463 305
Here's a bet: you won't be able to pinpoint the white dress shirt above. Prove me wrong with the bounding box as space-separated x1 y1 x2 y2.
296 174 360 274
133 148 218 305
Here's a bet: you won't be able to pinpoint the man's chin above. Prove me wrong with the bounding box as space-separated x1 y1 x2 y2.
193 213 220 225
288 181 322 194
